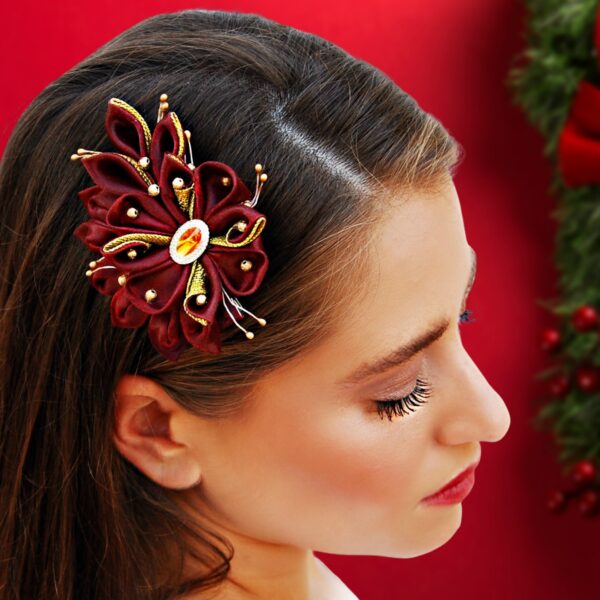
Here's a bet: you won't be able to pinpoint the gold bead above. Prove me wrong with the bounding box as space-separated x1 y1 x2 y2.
159 93 168 102
126 207 139 218
240 259 253 272
184 130 192 139
260 173 268 182
236 221 247 232
245 331 255 339
139 156 150 169
148 184 160 196
145 289 158 303
85 269 93 277
172 177 185 190
221 176 231 186
127 249 137 259
89 260 97 269
160 101 169 112
195 294 207 305
187 163 195 169
118 274 127 286
77 148 86 155
243 200 253 206
70 153 80 161
257 318 267 326
255 164 263 173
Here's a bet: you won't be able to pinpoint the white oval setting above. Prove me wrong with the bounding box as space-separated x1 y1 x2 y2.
169 219 210 265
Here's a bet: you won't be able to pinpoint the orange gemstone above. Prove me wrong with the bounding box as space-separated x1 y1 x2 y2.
176 226 203 256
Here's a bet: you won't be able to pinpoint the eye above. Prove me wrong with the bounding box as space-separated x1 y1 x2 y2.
373 377 433 422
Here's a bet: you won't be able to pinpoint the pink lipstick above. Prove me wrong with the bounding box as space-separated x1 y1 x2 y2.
421 460 479 506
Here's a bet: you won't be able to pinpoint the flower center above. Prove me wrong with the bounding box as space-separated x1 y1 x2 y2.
169 219 210 265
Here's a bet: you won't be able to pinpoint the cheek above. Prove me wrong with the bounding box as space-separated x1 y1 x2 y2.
217 400 430 522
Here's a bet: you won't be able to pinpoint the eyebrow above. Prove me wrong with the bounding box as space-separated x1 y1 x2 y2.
337 247 477 387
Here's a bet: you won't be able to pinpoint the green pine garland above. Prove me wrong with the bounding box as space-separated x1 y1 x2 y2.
508 0 600 469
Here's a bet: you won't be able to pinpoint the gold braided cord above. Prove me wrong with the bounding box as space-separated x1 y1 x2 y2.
183 259 209 326
103 232 172 254
108 98 153 153
170 112 186 159
209 217 267 248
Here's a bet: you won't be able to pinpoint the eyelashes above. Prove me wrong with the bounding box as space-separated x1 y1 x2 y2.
374 377 433 422
374 308 476 421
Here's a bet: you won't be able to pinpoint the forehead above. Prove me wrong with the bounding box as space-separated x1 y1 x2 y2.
284 181 468 373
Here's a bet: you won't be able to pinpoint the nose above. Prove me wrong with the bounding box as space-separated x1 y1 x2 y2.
434 343 511 446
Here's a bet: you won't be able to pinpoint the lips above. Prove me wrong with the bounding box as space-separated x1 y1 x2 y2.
421 458 481 505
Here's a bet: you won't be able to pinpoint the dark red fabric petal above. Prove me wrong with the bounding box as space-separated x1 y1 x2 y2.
179 304 223 355
105 98 151 160
110 287 150 328
78 185 120 221
150 112 188 182
88 260 121 296
124 260 190 316
147 309 190 361
192 161 254 221
205 243 269 296
81 152 150 196
105 191 179 234
204 203 266 242
157 153 194 225
73 219 119 253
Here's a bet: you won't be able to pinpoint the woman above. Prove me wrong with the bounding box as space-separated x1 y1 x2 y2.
0 8 510 600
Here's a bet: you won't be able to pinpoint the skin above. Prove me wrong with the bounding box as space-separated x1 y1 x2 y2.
113 177 511 599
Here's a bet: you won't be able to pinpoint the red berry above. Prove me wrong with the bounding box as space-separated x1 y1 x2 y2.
571 305 598 332
548 373 569 397
541 327 561 353
570 459 597 485
547 490 568 512
575 366 600 392
576 490 599 516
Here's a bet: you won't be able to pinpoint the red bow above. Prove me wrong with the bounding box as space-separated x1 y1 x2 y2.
71 97 269 361
557 4 600 186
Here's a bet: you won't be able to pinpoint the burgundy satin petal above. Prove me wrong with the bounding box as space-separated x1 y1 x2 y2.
106 192 179 234
192 161 254 221
204 203 267 243
104 245 172 277
205 244 269 296
150 113 188 181
89 260 121 296
124 260 190 316
180 255 223 327
105 99 150 160
157 153 194 225
73 219 119 253
179 304 223 354
81 152 150 196
147 309 190 361
110 287 150 328
78 185 120 221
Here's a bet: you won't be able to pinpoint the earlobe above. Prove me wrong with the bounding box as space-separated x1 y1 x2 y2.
112 374 203 490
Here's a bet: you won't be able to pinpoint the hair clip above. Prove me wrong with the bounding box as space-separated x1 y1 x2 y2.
70 93 270 361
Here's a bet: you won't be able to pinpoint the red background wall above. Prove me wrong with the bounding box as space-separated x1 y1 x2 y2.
1 1 599 598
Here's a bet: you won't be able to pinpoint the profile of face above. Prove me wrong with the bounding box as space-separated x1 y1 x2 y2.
114 177 511 565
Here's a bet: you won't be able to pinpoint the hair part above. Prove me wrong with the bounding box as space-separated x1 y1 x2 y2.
0 9 461 599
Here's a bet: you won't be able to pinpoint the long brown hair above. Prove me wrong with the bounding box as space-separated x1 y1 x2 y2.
0 9 461 599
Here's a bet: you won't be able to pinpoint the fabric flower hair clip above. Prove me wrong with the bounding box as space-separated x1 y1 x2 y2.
70 93 270 361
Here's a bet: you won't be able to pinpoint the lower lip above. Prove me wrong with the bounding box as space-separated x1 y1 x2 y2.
421 471 476 506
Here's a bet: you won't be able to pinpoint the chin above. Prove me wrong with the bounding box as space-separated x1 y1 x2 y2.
382 503 464 559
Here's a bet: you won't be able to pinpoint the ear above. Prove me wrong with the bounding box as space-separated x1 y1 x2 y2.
112 373 202 490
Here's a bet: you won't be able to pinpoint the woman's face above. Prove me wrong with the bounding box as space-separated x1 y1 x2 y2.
167 177 511 559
